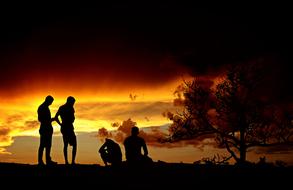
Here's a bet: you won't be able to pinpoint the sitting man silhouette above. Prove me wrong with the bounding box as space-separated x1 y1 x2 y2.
123 126 152 167
99 138 122 167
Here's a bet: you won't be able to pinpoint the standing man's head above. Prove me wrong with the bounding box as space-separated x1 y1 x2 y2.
66 96 75 106
131 126 139 136
44 95 54 106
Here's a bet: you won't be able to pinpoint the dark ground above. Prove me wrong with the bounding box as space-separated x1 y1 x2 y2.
0 162 292 189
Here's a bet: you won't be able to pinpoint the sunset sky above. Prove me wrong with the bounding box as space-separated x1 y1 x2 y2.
0 3 292 165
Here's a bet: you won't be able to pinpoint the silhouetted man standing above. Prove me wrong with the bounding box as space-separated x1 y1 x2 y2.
55 96 77 165
124 126 150 166
37 95 57 166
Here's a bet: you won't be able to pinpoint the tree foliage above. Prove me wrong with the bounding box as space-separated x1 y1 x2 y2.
167 63 293 164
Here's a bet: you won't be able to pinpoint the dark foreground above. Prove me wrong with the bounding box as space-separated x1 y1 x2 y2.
0 162 292 189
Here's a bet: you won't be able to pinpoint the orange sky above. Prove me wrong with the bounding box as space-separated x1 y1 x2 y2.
1 76 293 165
1 4 293 165
0 76 228 166
0 77 181 160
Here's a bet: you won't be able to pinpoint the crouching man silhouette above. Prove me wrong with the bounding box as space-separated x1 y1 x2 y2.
99 138 122 167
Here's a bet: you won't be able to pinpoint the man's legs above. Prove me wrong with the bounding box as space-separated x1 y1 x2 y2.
42 133 57 165
45 134 52 164
71 134 77 164
63 131 77 165
38 134 45 165
72 144 76 164
100 152 108 166
38 145 45 165
63 137 69 165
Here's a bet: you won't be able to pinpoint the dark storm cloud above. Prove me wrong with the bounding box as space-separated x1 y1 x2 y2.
0 3 292 100
0 4 186 94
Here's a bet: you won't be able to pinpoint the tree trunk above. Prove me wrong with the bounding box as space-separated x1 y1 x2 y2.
239 117 247 164
239 144 247 164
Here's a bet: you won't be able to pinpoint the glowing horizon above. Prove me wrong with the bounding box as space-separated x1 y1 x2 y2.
0 76 188 157
1 6 292 165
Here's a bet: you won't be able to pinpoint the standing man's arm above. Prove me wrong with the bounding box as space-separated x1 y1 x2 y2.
37 108 42 123
54 109 62 126
50 116 55 122
72 108 75 123
123 139 129 160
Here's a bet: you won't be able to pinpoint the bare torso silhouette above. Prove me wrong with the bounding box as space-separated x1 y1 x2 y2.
57 104 75 134
124 135 147 163
38 103 53 135
55 96 77 165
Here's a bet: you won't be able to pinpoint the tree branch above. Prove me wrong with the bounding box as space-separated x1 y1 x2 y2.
247 142 293 148
224 140 239 162
226 140 240 150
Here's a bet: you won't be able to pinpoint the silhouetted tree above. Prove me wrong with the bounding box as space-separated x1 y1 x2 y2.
167 63 293 164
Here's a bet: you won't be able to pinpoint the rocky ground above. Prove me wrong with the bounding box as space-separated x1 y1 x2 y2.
0 162 291 189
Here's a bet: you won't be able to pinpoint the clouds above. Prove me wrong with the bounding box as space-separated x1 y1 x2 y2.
24 121 39 130
0 25 186 97
0 99 179 154
254 145 293 155
0 112 40 154
1 5 291 100
97 119 167 147
76 101 177 128
0 4 292 164
97 118 218 149
0 127 12 150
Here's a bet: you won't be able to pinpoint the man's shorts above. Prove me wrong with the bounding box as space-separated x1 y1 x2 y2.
62 130 76 146
40 133 52 148
61 124 76 146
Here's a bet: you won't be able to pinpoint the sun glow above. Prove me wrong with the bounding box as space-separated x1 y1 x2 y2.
0 77 185 157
